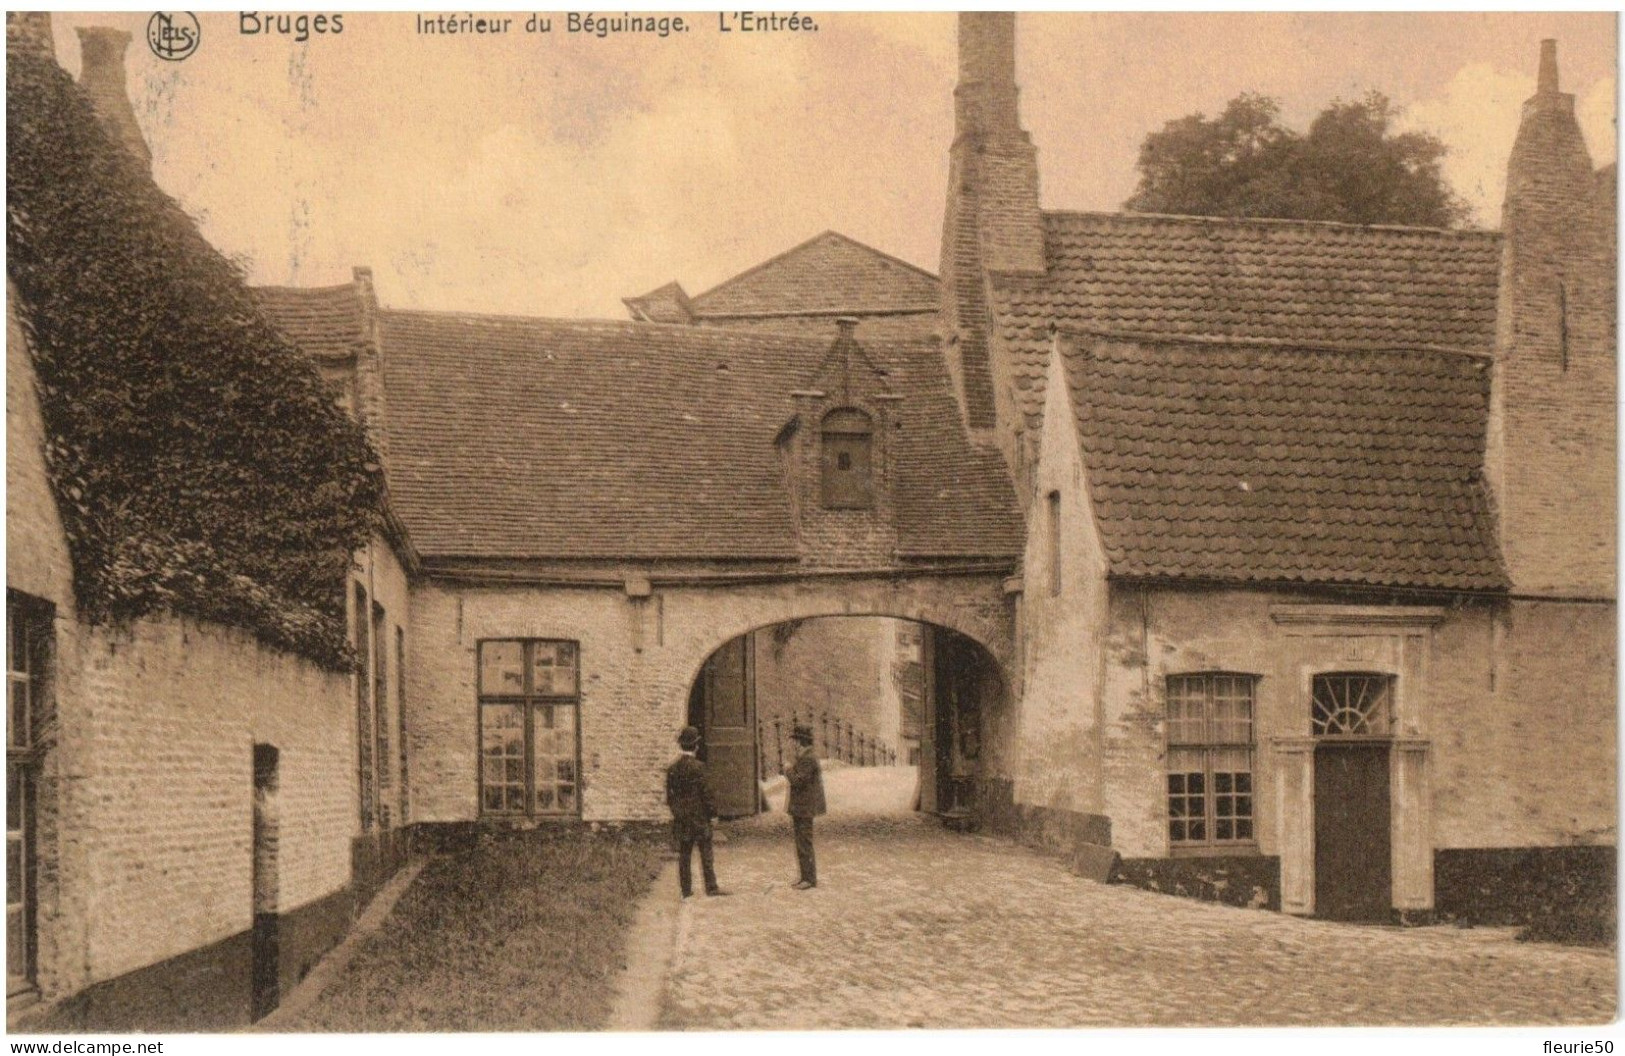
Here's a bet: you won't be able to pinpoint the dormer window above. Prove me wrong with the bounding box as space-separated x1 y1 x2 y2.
821 408 873 509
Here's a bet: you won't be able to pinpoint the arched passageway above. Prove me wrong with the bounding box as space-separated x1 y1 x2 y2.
684 616 1008 820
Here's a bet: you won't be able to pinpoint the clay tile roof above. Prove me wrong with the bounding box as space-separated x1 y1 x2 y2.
1061 336 1508 592
623 281 693 324
374 311 1020 561
993 211 1503 425
253 283 365 360
689 231 940 319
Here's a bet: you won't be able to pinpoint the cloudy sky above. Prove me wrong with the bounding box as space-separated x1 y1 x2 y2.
47 11 1617 319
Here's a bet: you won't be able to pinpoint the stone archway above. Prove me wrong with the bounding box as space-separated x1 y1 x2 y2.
680 602 1011 822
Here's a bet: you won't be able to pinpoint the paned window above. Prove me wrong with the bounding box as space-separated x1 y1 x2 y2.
7 593 50 990
478 640 580 817
353 584 374 831
1166 673 1256 848
1311 673 1394 737
373 604 391 827
397 627 409 824
821 408 874 509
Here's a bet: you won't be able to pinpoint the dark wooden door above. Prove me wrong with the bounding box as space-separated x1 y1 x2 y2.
251 744 280 1021
701 636 758 818
1313 743 1391 922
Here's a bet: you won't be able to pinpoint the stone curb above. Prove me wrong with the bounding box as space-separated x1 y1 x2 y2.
606 861 682 1030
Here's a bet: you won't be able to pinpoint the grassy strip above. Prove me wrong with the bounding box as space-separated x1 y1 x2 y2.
281 830 665 1031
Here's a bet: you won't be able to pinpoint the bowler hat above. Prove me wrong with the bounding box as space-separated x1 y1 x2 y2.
677 725 701 751
791 724 814 744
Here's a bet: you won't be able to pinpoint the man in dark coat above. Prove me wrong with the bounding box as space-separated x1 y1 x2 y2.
666 726 728 898
786 724 826 889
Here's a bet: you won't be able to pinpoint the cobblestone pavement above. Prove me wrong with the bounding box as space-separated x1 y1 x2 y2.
658 768 1616 1030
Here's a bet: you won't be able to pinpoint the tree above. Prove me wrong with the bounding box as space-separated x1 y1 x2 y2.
1125 90 1471 228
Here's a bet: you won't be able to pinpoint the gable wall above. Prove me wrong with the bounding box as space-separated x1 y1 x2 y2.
694 312 938 344
1011 350 1110 817
1490 85 1617 598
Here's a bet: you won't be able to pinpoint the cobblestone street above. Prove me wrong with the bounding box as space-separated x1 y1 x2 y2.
655 767 1616 1030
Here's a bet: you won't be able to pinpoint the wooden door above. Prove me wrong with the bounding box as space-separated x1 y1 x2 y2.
701 636 758 818
1313 743 1392 922
916 627 937 813
251 744 280 1021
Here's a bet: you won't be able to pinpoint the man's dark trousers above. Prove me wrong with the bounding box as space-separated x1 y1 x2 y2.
678 830 720 897
793 816 816 885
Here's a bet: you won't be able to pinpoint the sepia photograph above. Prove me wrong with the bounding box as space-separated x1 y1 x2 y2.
3 7 1619 1040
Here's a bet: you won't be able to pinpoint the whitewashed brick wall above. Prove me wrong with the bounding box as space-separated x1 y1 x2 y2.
76 617 354 984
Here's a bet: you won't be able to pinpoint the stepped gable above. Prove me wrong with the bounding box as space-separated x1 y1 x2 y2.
993 211 1504 426
254 283 366 362
688 231 939 319
373 312 1019 561
1060 335 1508 592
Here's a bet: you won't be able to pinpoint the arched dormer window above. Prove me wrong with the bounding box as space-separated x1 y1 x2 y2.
821 408 874 509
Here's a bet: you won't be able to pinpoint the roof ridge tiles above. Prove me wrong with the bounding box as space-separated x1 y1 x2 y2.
1041 209 1504 241
1056 327 1496 361
377 307 848 352
252 282 359 296
688 229 940 310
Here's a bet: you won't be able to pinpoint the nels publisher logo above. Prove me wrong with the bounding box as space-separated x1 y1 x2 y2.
147 12 200 61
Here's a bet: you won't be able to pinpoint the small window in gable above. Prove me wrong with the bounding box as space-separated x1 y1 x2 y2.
1047 490 1062 596
821 408 874 509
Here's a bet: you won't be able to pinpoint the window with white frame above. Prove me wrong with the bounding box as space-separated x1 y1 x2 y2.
1166 673 1256 848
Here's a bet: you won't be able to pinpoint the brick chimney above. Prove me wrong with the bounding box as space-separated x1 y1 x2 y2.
6 12 55 60
938 12 1044 438
75 26 151 168
351 266 392 460
1486 40 1616 597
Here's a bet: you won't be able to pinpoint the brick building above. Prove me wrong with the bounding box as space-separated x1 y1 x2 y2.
4 9 1616 1030
627 231 949 784
6 17 415 1027
940 15 1614 922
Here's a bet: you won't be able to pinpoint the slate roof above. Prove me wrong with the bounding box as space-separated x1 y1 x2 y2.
688 231 940 319
1059 336 1508 592
375 311 1020 561
993 212 1504 425
254 283 365 360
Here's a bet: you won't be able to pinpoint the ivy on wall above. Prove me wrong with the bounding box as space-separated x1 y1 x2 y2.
7 47 383 669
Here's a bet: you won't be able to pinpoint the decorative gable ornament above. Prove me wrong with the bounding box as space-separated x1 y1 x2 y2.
779 318 905 567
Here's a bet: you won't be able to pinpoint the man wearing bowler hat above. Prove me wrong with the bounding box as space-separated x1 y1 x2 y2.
786 723 826 889
666 726 728 899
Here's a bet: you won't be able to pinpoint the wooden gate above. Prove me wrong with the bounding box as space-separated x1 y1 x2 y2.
693 636 758 818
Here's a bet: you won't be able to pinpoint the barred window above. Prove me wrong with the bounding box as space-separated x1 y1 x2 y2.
1167 673 1256 848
